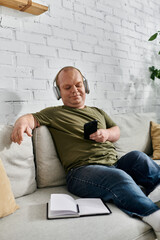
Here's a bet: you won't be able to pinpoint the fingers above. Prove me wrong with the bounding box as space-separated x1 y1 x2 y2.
11 128 24 145
90 130 103 142
89 129 108 143
11 127 32 145
25 127 32 137
90 130 100 140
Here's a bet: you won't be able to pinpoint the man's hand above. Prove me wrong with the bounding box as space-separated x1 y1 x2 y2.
11 124 32 145
89 126 120 143
11 114 39 145
89 129 109 143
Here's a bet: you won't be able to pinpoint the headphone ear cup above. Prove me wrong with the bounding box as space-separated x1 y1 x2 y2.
53 79 61 100
83 78 90 94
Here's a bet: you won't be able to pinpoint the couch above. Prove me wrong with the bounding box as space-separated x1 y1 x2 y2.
0 112 160 240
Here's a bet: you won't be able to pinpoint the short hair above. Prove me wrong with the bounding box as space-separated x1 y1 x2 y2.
54 66 84 87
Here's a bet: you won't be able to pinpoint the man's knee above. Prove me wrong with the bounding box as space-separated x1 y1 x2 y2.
128 150 145 158
126 150 148 163
113 168 133 183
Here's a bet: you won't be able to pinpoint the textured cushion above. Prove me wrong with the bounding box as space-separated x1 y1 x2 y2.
0 187 155 240
111 113 157 158
33 126 66 188
0 158 19 218
150 121 160 160
0 125 36 198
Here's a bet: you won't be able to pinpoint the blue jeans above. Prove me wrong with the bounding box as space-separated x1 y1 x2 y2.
66 151 160 217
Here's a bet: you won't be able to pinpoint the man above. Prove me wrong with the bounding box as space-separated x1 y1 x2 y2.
11 66 160 238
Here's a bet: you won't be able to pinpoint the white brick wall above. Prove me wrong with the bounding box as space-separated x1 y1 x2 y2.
0 0 160 124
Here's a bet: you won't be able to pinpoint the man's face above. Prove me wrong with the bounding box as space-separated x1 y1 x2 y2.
57 69 86 109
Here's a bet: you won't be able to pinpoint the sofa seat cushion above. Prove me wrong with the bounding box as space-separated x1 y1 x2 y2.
0 187 155 240
0 125 36 198
111 112 157 158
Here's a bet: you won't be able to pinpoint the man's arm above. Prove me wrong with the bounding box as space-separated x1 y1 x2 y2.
89 126 120 143
11 114 40 145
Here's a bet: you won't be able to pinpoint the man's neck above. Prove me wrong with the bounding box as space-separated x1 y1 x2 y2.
63 104 86 109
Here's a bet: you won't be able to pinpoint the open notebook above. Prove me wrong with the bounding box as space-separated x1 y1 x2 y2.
47 194 111 219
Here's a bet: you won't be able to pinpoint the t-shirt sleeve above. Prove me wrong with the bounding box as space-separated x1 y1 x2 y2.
32 107 54 126
97 108 117 128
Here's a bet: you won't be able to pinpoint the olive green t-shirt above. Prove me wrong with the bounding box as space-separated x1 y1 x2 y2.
33 106 118 173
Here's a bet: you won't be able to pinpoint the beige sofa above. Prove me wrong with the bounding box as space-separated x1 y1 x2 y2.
0 112 159 240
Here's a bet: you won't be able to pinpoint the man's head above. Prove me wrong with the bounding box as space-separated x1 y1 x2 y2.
54 66 88 109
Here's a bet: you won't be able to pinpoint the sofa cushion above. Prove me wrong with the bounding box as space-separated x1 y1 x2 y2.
0 125 36 198
111 112 157 158
0 158 19 218
150 121 160 160
33 126 66 188
0 187 155 240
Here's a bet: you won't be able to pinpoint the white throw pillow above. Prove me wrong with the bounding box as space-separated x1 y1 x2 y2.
0 125 36 198
33 126 66 188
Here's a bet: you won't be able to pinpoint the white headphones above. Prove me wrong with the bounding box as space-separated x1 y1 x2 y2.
53 67 90 100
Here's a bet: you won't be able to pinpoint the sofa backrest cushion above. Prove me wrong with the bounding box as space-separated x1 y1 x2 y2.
111 112 157 158
0 125 37 198
33 126 66 188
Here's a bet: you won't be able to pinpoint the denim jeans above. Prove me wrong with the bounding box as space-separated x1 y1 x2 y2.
66 151 160 217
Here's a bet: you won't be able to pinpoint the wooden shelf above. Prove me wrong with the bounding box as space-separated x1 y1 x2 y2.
0 0 48 15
